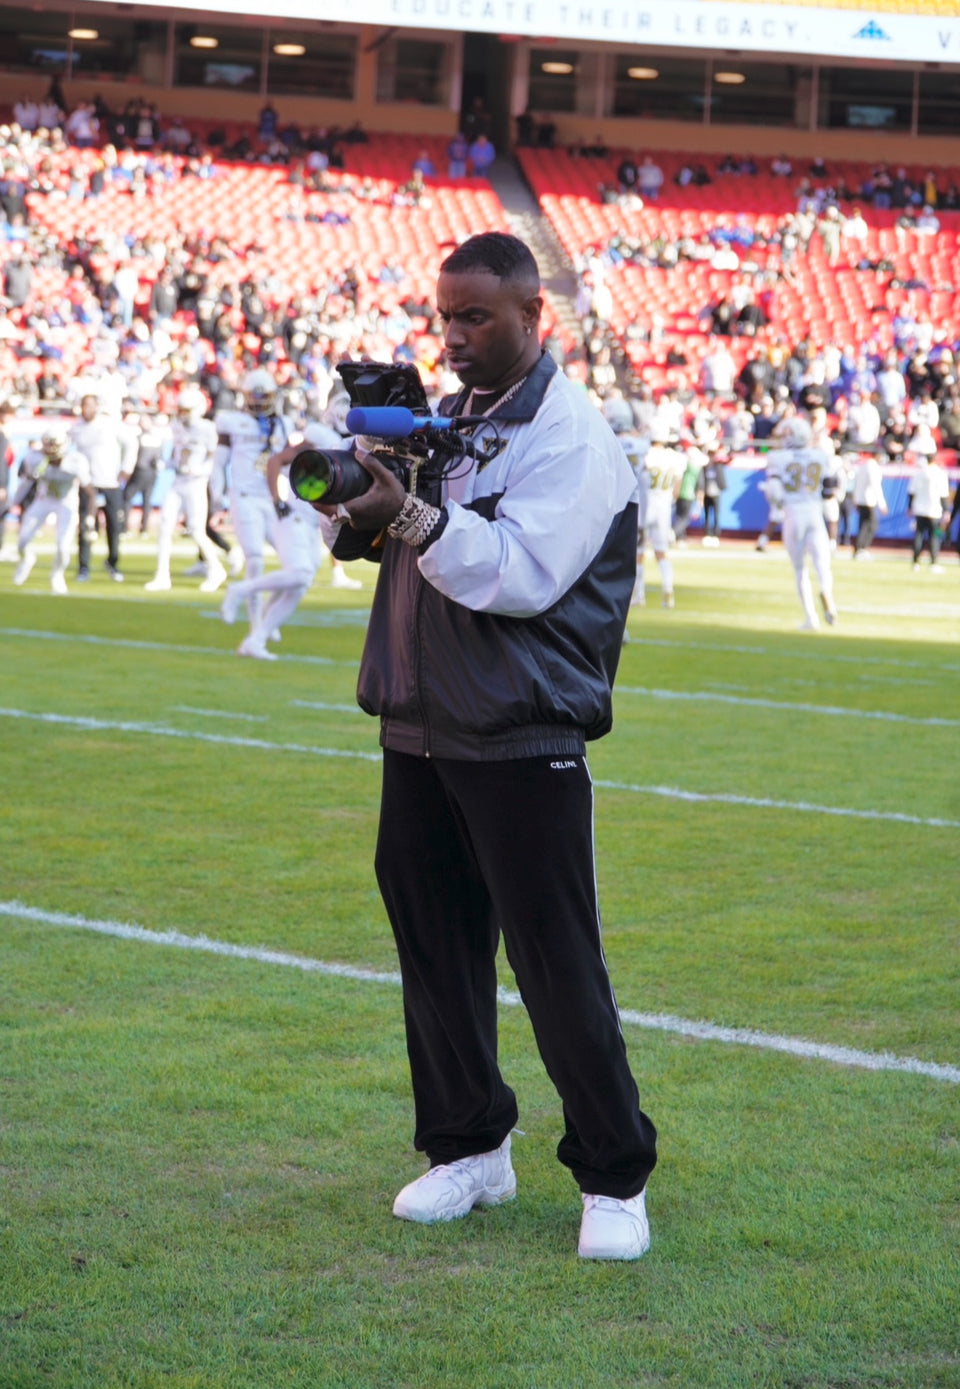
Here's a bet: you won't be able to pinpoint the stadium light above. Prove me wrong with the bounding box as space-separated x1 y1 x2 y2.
273 43 306 55
714 71 746 84
190 35 219 48
628 67 659 80
68 28 98 39
541 61 573 74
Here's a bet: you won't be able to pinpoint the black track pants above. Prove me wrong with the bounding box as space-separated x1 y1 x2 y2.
375 748 658 1199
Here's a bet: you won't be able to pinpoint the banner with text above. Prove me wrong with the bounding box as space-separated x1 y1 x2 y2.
136 0 960 64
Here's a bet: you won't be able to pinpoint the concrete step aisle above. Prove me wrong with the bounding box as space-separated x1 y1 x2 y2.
483 157 585 349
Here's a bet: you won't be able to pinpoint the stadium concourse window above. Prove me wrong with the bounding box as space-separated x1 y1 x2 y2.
610 55 706 121
709 63 808 127
917 71 960 135
376 38 451 105
174 25 262 92
0 8 166 79
819 66 913 131
527 51 581 114
267 32 356 100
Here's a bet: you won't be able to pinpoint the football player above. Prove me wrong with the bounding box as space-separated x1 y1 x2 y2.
214 368 299 627
12 427 90 594
639 422 686 609
219 416 357 658
602 396 649 607
145 389 227 593
764 414 839 630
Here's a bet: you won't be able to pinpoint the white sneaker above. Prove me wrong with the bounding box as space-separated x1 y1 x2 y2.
799 618 820 631
13 552 36 586
144 576 172 592
50 571 68 595
578 1190 650 1260
183 560 208 578
930 563 945 574
393 1135 516 1224
237 635 277 661
199 562 228 593
331 566 362 590
630 583 645 607
267 628 282 643
220 584 242 625
662 591 675 609
227 546 245 578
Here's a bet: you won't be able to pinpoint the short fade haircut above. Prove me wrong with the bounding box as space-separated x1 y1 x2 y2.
440 232 540 287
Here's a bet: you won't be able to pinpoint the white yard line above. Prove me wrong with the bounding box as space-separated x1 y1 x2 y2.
618 686 960 728
290 699 365 714
171 706 269 722
2 899 956 1086
1 705 955 827
624 634 959 674
594 780 960 829
0 627 351 667
0 706 382 762
5 624 956 677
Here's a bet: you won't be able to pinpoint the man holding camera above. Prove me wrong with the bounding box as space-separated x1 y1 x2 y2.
326 232 657 1260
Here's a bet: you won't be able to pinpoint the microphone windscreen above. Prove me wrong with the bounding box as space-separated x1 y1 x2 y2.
345 406 417 436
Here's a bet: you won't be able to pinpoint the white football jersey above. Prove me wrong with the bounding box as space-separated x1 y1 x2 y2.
616 432 650 479
215 409 297 494
642 444 686 518
765 446 833 509
22 446 89 502
171 418 217 479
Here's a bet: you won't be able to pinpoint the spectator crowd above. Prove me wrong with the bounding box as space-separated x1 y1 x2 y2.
1 93 958 569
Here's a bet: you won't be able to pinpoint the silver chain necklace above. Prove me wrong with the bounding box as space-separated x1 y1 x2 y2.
465 369 531 419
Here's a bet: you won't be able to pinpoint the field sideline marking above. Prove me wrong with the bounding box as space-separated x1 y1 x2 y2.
0 627 352 667
593 780 960 828
4 625 956 678
1 705 956 828
618 686 960 728
3 899 957 1087
290 698 365 714
624 634 959 673
0 707 382 762
171 705 269 722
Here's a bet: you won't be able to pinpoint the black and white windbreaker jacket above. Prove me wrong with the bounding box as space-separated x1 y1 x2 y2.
336 351 639 761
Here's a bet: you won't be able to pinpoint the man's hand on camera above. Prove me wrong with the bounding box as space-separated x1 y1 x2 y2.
343 449 406 530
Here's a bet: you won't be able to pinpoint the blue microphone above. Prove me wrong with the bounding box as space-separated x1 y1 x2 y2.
346 406 465 437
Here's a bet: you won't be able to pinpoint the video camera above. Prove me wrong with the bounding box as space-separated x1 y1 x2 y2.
288 361 499 507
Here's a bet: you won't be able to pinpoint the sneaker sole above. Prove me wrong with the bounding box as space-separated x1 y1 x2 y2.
578 1235 651 1260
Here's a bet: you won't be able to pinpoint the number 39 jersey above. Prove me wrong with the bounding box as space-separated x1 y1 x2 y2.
764 446 835 510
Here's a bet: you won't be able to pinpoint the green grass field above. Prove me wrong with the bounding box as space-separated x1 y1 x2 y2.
2 535 958 1389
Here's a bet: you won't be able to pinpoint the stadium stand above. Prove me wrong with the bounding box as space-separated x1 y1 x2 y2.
517 145 960 398
0 111 957 546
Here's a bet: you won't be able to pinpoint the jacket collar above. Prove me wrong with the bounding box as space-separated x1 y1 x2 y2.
444 350 558 423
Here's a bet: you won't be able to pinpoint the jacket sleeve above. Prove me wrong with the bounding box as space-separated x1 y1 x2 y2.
417 403 637 618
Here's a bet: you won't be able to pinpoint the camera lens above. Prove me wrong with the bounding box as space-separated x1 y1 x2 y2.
288 447 372 506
